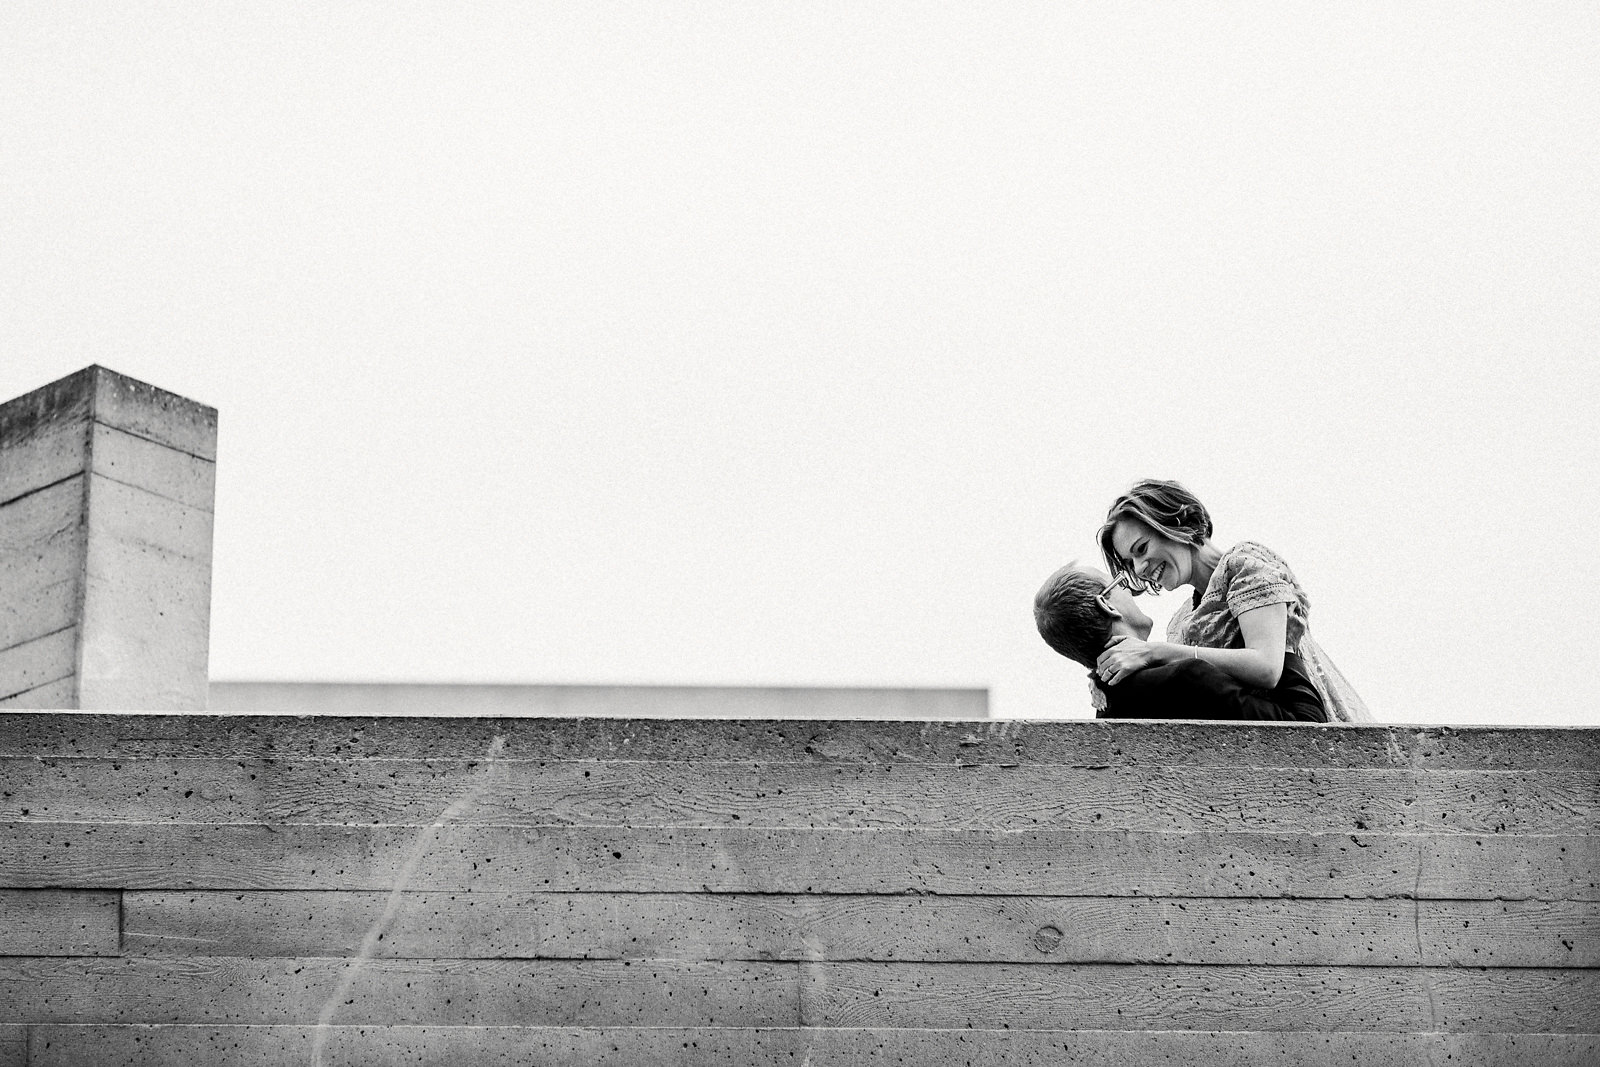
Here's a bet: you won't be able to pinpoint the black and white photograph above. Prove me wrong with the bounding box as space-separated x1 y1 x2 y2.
1 4 1595 1064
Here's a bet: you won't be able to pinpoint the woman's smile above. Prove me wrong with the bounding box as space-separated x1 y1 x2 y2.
1109 517 1191 593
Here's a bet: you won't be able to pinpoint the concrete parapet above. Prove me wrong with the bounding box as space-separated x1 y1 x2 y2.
0 714 1593 1064
0 368 216 709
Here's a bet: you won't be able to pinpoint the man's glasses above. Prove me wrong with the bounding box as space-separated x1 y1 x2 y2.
1095 570 1158 612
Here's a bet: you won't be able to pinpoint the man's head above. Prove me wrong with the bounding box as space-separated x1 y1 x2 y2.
1033 561 1154 669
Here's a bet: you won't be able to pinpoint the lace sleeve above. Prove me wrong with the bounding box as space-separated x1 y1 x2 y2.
1223 545 1297 617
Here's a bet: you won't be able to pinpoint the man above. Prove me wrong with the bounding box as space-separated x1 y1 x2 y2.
1033 562 1327 722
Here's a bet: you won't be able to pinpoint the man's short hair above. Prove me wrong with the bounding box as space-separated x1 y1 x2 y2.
1033 565 1113 669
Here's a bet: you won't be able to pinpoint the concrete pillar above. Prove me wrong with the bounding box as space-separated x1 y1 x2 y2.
0 367 216 709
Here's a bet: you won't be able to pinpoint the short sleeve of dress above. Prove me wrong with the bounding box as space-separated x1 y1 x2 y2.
1224 543 1298 618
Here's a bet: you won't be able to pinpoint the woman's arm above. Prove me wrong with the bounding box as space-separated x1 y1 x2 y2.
1095 602 1288 689
1193 602 1287 688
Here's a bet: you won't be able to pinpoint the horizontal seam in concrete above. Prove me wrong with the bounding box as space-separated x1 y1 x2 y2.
117 889 1595 898
3 956 1586 969
92 418 216 463
0 755 1586 771
0 472 83 510
88 470 214 514
15 1025 1600 1036
167 948 1588 968
0 672 75 704
21 883 1588 904
104 890 1600 905
0 625 75 658
8 820 1586 835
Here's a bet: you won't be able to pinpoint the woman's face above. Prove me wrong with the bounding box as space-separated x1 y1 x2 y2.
1109 517 1193 592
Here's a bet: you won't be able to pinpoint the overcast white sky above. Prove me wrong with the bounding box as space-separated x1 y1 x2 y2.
4 5 1597 724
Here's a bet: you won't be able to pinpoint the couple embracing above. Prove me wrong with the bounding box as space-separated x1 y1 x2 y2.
1035 480 1372 724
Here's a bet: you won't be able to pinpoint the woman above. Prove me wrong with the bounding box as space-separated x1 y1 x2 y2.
1094 479 1372 723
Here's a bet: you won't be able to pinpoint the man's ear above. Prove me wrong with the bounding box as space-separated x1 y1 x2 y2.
1093 591 1124 619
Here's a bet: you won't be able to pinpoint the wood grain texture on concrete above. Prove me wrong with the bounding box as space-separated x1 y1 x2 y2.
0 368 215 711
1 957 1595 1031
0 367 215 461
0 479 82 700
3 713 1596 767
119 891 1600 967
87 424 215 511
0 1028 23 1067
0 679 75 712
1 715 1594 1065
3 756 1591 834
17 1027 1600 1067
76 476 213 711
0 632 77 709
0 418 89 507
0 890 118 956
3 822 1592 899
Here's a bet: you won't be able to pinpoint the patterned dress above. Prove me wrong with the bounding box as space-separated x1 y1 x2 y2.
1166 542 1373 723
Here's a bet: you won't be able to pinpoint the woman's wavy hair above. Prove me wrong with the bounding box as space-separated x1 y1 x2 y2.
1097 479 1214 584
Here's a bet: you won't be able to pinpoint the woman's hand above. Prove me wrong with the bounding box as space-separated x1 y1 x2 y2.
1095 635 1166 686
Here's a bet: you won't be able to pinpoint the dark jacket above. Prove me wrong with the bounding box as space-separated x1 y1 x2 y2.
1096 651 1327 723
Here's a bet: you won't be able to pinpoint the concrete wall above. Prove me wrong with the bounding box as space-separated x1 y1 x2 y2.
209 681 989 718
0 368 216 710
0 713 1595 1065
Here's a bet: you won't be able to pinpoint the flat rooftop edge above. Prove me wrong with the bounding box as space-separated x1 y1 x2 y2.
3 712 1595 768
